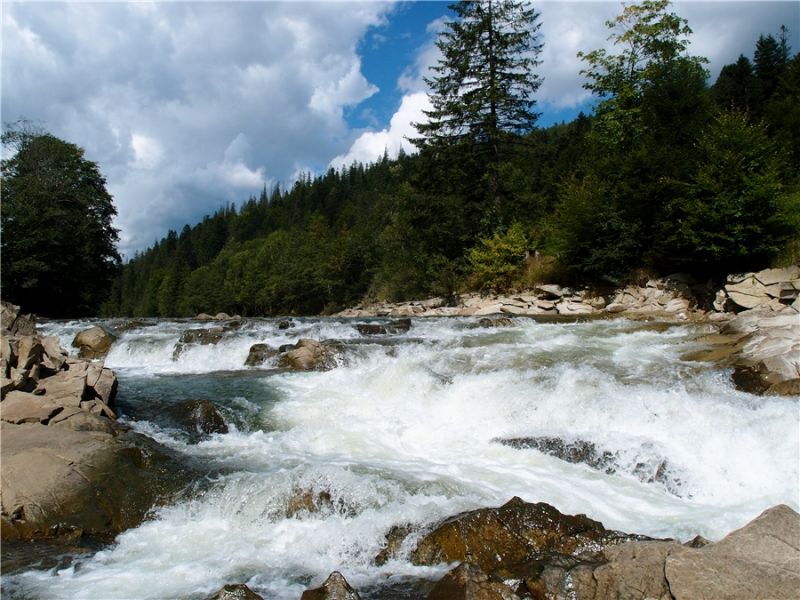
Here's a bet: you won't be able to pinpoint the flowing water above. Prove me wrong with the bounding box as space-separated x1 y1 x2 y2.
3 316 799 599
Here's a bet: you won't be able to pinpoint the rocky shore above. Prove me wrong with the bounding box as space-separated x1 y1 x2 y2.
0 301 190 542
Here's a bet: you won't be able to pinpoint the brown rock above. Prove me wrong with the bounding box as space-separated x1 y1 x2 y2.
301 571 361 600
16 336 43 370
477 317 514 328
427 563 519 600
411 497 637 578
41 335 67 372
171 399 228 437
278 339 339 371
765 378 800 396
1 301 36 336
35 365 89 408
206 583 264 600
375 524 414 565
72 326 116 359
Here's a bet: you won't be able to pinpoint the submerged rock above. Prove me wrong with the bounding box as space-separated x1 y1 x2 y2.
170 399 228 437
476 317 514 328
301 571 361 600
496 437 615 472
244 343 279 367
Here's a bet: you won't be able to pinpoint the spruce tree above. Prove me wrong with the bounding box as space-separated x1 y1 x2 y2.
412 0 542 165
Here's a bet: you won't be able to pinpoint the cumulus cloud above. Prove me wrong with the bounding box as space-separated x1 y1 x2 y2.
330 91 431 168
2 1 392 257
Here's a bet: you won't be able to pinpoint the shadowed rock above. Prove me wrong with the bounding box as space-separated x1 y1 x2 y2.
427 563 519 600
244 343 279 367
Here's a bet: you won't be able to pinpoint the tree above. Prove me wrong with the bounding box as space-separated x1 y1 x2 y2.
1 125 120 316
754 31 790 106
412 0 542 184
712 55 758 112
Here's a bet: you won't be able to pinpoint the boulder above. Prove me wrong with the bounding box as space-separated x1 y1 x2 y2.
34 362 89 407
477 317 514 328
173 327 225 360
301 571 361 600
86 364 118 406
244 343 278 367
1 301 36 336
375 523 415 565
1 392 63 425
278 339 340 372
556 301 594 316
170 399 228 438
355 318 412 336
16 336 43 370
72 326 116 359
605 302 627 313
411 497 641 578
40 336 67 372
206 584 264 600
426 563 519 600
754 265 800 286
1 422 191 541
535 284 567 300
277 319 294 330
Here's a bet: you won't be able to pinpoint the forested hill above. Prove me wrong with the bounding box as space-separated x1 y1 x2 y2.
104 9 800 318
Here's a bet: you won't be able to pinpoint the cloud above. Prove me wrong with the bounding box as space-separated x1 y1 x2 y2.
2 1 393 257
330 91 431 168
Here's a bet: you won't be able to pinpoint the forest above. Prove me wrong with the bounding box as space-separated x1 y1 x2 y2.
93 2 800 317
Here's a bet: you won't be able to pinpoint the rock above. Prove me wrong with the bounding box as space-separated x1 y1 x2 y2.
1 422 191 541
535 284 567 299
206 584 264 600
496 437 615 472
215 312 231 320
170 399 228 437
713 289 729 312
1 301 36 336
427 563 519 600
0 392 63 424
556 301 594 316
411 497 641 578
1 377 14 400
665 504 800 600
244 343 278 367
375 523 415 565
277 319 293 330
72 326 116 359
278 339 339 371
301 571 361 600
588 296 607 310
766 378 800 395
40 336 67 372
477 317 514 328
355 318 412 336
173 327 225 360
16 336 43 370
34 363 89 407
754 265 800 286
195 313 214 320
285 487 339 518
87 366 118 406
605 302 627 313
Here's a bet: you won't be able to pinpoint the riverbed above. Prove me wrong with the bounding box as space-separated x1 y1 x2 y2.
4 316 798 599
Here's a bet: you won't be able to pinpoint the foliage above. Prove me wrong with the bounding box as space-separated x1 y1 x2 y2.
1 124 120 317
466 222 529 290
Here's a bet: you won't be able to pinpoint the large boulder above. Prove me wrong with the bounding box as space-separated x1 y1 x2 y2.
172 327 225 360
1 422 190 541
1 301 36 336
72 325 117 359
244 343 278 367
411 497 642 578
301 572 361 600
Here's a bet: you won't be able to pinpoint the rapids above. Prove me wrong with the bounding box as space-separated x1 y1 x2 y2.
3 316 798 599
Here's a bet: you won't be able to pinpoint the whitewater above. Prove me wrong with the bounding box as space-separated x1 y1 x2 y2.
4 316 798 599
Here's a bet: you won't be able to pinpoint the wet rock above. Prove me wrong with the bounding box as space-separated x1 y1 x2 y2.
496 437 615 472
244 343 279 367
285 487 349 518
477 317 514 328
277 319 294 330
301 571 361 600
278 339 340 371
170 399 228 437
206 583 264 600
765 378 800 395
355 318 412 336
375 524 415 565
173 327 225 360
427 562 519 600
72 326 116 359
1 422 191 541
411 497 642 578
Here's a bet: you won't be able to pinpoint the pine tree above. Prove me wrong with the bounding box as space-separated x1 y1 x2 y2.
412 0 542 163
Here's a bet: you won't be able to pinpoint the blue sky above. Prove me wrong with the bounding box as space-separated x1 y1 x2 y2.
3 1 798 257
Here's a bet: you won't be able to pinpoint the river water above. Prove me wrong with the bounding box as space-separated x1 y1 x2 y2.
4 316 799 599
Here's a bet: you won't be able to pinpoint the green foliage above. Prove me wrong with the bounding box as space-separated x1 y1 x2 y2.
1 124 121 317
466 222 529 290
660 111 798 274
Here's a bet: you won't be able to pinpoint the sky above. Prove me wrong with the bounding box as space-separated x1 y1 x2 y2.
2 1 798 258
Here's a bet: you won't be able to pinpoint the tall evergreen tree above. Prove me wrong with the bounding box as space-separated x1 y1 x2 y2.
412 0 542 165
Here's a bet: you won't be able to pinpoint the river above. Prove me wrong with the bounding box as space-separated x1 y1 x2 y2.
3 316 798 599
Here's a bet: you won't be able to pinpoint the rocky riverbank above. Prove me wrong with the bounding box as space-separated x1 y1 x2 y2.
0 301 191 542
336 266 800 396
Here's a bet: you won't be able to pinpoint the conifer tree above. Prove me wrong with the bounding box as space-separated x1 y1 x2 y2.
412 0 542 163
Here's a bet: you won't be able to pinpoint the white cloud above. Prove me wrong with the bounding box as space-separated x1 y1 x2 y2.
330 91 431 168
131 133 164 170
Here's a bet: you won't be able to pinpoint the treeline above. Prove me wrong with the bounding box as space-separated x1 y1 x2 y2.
105 8 800 317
